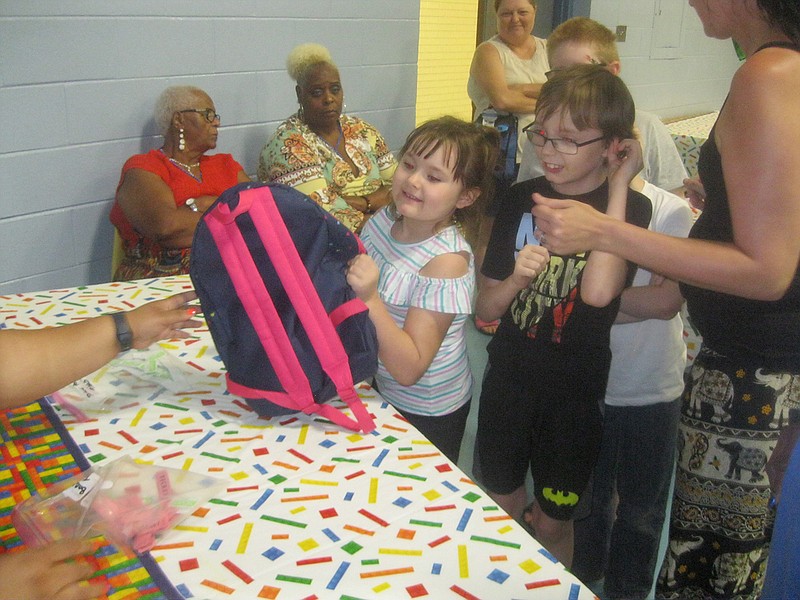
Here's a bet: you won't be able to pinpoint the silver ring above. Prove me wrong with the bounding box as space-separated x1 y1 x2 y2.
539 233 547 246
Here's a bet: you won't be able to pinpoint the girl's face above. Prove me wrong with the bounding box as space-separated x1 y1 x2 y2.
533 108 611 196
496 0 536 41
392 145 477 230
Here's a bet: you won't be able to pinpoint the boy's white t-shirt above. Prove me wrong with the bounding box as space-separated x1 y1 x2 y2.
603 181 694 407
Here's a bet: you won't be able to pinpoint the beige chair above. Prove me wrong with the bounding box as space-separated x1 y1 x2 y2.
111 229 125 279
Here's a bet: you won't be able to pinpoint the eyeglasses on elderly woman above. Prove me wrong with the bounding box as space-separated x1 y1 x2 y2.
179 108 221 123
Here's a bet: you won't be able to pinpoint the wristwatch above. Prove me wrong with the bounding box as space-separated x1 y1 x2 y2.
185 197 199 212
111 312 133 352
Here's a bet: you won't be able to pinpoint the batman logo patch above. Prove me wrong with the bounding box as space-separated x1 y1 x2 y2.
542 487 579 507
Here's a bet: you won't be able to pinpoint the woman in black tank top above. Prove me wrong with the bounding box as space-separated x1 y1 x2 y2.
531 2 800 598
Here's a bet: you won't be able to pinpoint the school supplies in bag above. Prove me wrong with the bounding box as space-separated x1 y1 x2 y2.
12 456 224 554
190 182 377 433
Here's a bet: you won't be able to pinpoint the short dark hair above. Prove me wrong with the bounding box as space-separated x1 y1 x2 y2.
534 64 635 142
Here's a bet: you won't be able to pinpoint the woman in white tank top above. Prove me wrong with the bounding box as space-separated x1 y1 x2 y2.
467 0 550 162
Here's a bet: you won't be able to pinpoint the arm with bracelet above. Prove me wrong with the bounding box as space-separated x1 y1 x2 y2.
0 291 200 409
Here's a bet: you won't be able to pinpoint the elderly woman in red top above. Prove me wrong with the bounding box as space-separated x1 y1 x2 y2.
110 85 250 281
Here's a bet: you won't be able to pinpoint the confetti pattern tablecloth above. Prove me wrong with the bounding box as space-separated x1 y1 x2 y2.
666 111 719 178
0 276 594 599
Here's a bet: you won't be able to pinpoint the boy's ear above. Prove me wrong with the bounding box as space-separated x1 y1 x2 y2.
600 137 619 164
456 187 480 209
606 61 622 76
603 137 629 162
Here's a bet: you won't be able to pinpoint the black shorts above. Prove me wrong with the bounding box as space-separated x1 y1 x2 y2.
395 399 471 465
475 348 606 521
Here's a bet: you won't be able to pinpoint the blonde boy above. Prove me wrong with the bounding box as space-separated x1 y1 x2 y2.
517 17 687 194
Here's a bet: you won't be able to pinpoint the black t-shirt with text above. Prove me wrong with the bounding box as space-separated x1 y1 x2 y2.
483 177 652 361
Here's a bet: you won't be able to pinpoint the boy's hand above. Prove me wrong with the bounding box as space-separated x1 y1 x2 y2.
607 137 644 190
511 244 550 289
346 254 380 303
683 176 706 211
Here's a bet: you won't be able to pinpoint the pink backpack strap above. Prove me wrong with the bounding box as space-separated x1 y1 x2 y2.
206 187 375 433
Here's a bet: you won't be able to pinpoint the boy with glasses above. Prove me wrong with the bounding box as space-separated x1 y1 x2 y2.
473 64 651 567
517 17 687 196
517 18 695 599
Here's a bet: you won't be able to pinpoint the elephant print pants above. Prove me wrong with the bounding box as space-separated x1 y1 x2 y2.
656 346 799 599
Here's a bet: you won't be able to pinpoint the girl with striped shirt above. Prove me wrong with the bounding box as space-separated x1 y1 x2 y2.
346 117 499 463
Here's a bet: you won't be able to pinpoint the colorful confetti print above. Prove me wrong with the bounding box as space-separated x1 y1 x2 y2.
1 277 594 599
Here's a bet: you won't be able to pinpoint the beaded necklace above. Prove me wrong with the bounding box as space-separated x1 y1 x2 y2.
160 149 202 182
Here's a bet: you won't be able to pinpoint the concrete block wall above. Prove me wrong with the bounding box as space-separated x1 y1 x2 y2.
590 0 740 119
0 1 420 294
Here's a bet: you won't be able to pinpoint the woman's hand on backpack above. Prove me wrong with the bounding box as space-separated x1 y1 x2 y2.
346 255 380 304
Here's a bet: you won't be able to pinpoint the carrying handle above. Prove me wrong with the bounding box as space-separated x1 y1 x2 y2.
209 186 254 223
244 188 375 433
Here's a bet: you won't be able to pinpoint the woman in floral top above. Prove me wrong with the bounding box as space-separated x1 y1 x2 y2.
258 43 396 232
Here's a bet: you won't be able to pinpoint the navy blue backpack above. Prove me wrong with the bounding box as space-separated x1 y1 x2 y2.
190 182 377 432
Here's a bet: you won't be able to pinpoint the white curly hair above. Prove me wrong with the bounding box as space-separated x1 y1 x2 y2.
286 43 338 87
154 85 206 136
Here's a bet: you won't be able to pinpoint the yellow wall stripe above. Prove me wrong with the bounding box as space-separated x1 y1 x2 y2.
416 0 479 125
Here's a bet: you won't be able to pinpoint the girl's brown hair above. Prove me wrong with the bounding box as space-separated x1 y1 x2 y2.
394 116 499 246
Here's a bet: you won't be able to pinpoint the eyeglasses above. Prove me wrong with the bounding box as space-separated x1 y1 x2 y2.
523 124 605 155
179 108 221 123
545 57 607 80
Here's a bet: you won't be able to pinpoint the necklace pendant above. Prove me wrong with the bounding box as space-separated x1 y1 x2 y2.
169 158 202 182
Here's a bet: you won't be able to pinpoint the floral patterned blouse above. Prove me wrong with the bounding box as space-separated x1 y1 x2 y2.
257 114 396 232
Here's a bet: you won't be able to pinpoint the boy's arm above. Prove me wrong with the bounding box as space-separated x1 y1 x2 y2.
476 245 550 322
615 196 693 323
615 275 684 324
580 139 643 307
